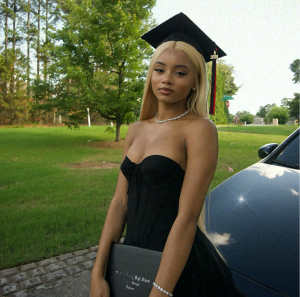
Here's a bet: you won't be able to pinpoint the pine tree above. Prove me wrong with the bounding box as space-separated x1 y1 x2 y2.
26 0 31 96
0 0 28 124
40 0 60 82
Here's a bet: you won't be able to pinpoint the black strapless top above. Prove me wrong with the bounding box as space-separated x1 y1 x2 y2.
121 155 239 297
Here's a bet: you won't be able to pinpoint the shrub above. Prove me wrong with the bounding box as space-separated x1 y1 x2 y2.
240 114 254 124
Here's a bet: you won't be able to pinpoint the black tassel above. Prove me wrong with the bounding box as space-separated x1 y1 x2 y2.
209 49 217 115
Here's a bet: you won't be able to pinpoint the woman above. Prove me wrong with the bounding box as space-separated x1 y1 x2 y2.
91 13 239 297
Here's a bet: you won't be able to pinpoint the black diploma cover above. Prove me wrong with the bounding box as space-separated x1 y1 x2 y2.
105 243 162 297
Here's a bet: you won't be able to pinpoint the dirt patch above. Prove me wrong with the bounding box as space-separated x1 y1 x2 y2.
90 140 125 149
64 140 124 169
66 161 120 169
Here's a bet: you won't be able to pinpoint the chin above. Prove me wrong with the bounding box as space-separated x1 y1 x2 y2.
157 97 186 105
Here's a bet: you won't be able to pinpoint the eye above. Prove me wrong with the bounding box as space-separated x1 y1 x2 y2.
154 68 164 73
176 71 187 76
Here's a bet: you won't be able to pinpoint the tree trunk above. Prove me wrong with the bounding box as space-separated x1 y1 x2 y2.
37 0 41 80
27 0 30 96
13 0 16 55
9 0 17 122
4 0 8 96
25 0 31 122
10 0 17 95
114 70 124 142
5 0 8 53
43 0 48 82
115 120 121 142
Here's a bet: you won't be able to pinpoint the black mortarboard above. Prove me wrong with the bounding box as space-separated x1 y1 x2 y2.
141 13 226 115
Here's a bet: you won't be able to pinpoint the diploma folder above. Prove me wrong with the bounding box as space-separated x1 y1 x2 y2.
105 243 162 297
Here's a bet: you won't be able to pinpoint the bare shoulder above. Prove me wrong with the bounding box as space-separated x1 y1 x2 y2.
126 120 148 137
185 116 217 141
184 117 218 170
124 120 150 146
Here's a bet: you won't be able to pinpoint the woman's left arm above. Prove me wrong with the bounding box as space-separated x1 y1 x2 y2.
149 119 218 297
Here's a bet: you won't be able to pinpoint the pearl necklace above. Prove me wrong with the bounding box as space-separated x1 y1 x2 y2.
155 110 190 124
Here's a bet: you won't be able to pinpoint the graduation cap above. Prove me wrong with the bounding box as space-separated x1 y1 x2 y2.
141 13 226 115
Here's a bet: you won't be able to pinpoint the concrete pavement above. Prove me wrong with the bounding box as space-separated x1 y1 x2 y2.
0 246 97 297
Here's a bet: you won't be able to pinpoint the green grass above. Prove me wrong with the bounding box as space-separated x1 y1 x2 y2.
210 130 292 190
0 126 128 269
217 125 298 135
0 125 297 269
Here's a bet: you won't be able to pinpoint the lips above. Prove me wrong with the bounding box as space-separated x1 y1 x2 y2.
159 88 174 95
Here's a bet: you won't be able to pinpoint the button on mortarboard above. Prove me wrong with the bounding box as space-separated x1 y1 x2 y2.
141 12 226 62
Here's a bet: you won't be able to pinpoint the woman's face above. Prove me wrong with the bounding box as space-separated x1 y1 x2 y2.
151 48 196 106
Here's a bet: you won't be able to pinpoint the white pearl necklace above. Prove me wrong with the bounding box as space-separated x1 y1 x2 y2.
155 110 190 124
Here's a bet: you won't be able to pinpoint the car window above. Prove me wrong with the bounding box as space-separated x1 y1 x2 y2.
272 134 299 169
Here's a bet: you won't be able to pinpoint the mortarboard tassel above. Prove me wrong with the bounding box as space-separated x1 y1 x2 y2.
209 48 218 115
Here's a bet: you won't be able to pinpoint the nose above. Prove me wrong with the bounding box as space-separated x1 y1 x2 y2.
162 71 173 84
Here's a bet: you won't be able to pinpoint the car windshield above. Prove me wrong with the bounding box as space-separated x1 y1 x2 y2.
272 134 299 169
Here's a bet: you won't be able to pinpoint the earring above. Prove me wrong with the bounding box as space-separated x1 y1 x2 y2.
192 87 196 91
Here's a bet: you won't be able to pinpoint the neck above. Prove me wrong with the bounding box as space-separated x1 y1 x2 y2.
156 103 188 121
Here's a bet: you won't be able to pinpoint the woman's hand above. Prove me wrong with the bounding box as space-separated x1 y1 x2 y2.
90 273 110 297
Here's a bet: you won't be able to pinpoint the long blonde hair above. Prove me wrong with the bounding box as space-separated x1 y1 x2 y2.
138 42 226 261
139 41 209 121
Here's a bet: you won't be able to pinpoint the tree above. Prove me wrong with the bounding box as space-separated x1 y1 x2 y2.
40 0 60 82
207 60 240 124
207 64 226 124
0 47 28 124
290 59 299 84
256 106 267 118
237 110 252 114
32 0 42 80
30 0 60 123
229 113 234 122
0 0 30 124
0 0 64 124
288 93 299 120
217 60 241 96
25 0 31 97
47 0 155 141
280 97 292 109
266 105 289 124
6 0 24 92
240 113 254 124
256 104 276 122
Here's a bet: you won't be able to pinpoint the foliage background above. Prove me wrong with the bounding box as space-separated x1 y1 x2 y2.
0 0 241 133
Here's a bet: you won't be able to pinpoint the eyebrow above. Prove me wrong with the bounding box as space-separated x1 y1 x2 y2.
155 61 190 70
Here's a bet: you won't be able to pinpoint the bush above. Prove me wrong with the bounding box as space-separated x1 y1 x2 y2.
240 114 254 124
266 106 289 124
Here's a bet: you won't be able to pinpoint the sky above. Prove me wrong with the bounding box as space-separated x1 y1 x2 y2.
152 0 300 115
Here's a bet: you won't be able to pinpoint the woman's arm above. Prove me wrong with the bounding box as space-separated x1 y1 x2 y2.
149 119 218 297
90 124 137 297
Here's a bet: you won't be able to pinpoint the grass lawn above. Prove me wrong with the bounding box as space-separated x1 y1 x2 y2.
0 125 297 269
0 126 127 269
217 125 297 135
211 129 295 189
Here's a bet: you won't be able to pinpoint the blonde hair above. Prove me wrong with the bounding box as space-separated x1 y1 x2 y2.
138 42 225 261
139 41 209 121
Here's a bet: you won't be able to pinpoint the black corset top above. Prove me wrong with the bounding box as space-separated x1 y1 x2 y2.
120 155 185 250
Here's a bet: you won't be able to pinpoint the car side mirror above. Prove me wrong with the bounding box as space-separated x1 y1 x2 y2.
258 143 279 159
